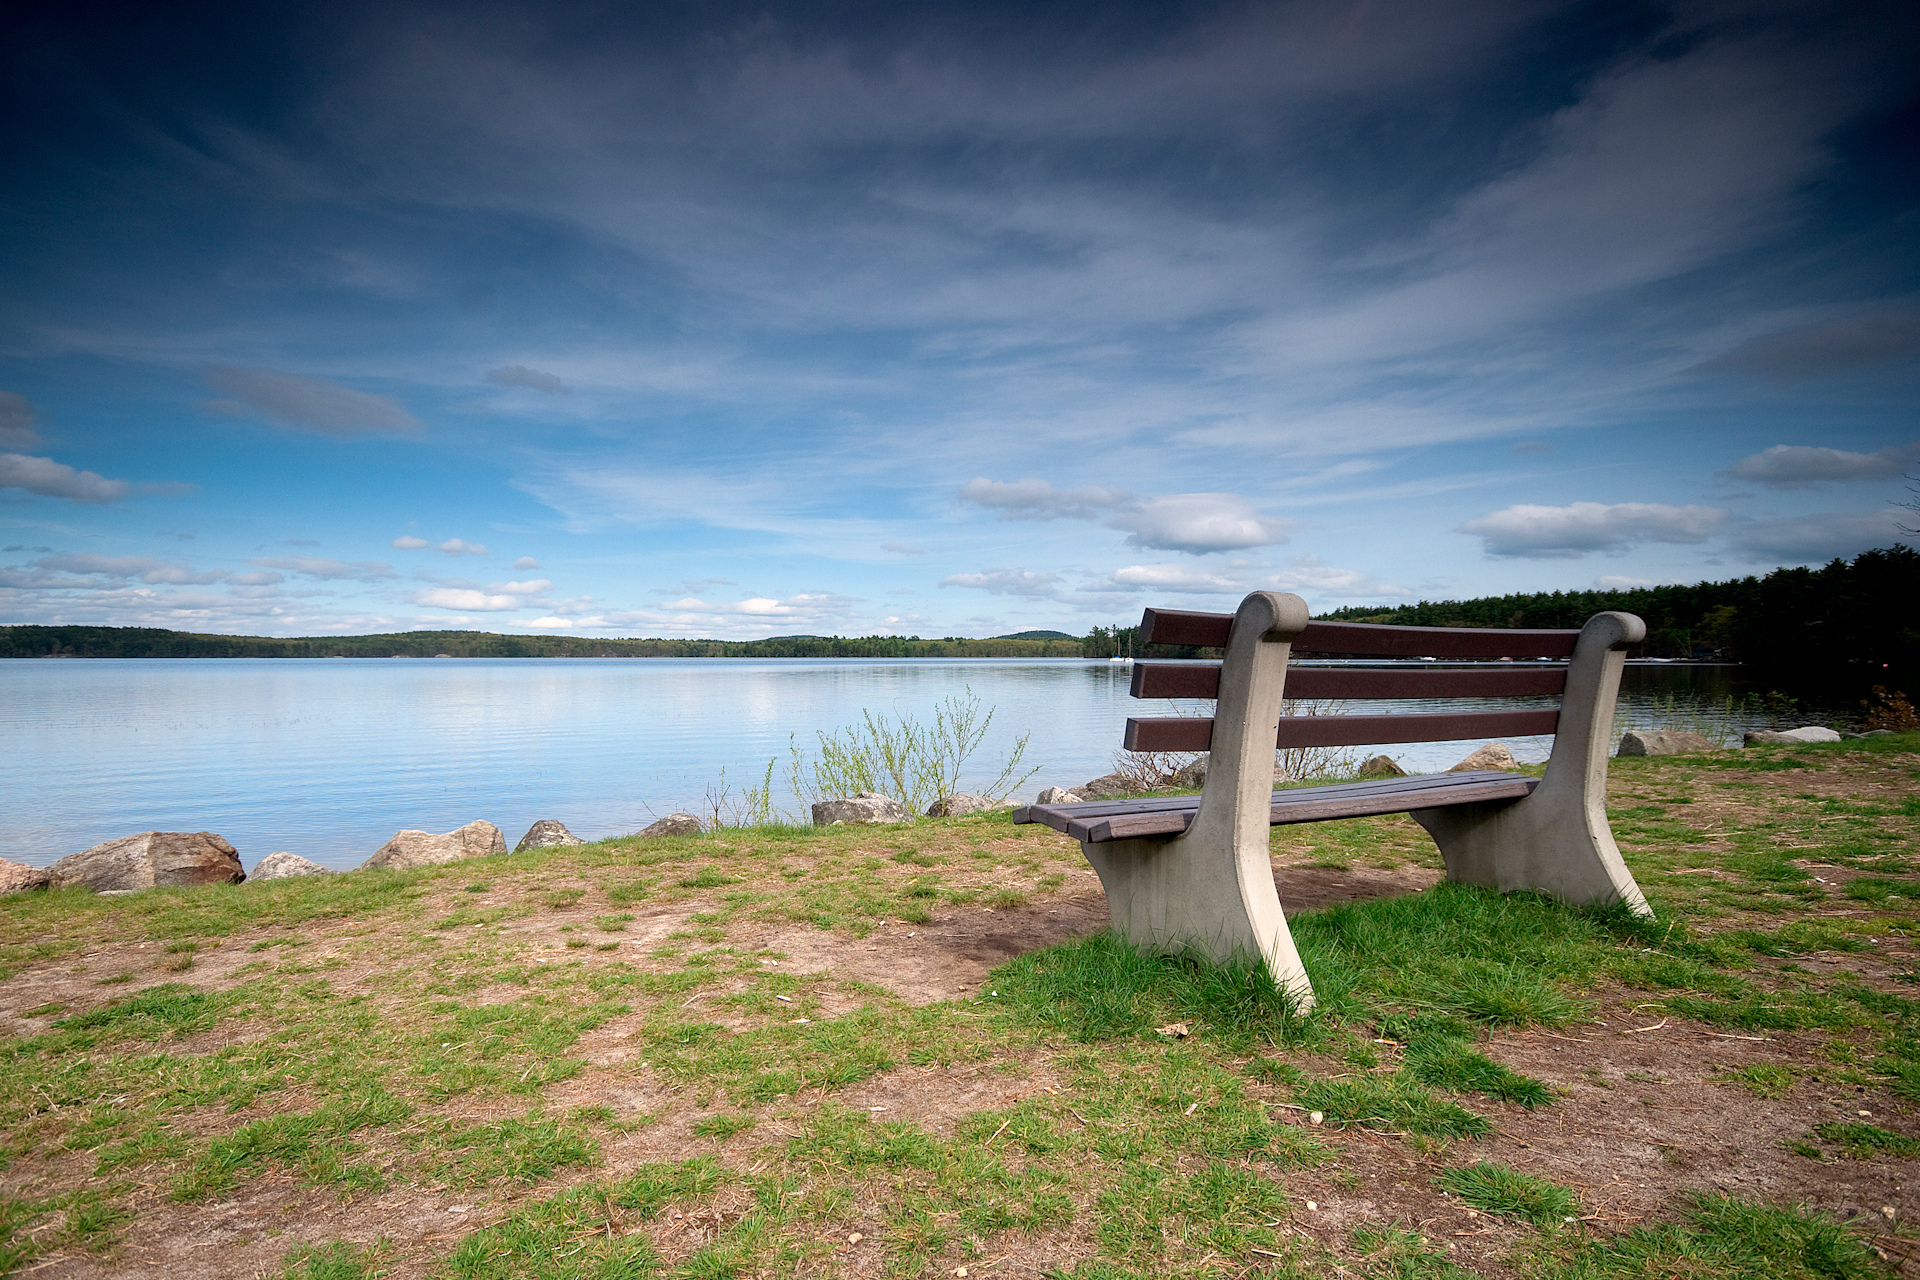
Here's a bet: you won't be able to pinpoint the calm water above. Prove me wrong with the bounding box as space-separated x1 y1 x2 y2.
3 657 1846 871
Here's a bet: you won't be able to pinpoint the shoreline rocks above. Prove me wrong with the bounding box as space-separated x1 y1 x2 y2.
0 858 54 893
49 831 246 893
1447 743 1518 773
1358 754 1407 778
812 793 911 825
635 813 702 838
1618 729 1720 757
515 819 583 851
1744 726 1842 746
360 820 506 871
927 793 1003 817
252 851 333 880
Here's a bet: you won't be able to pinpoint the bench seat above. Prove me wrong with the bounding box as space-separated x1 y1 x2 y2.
1012 769 1538 843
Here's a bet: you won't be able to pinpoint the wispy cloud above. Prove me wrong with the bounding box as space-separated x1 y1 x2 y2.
485 364 570 394
0 393 43 450
958 479 1291 553
1692 309 1920 381
1459 502 1730 559
250 556 398 581
202 366 420 436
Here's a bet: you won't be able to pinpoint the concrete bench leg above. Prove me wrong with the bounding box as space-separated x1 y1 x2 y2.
1411 610 1652 918
1077 591 1318 1009
1081 832 1315 1009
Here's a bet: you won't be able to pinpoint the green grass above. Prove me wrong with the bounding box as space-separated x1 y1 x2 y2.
1438 1160 1580 1225
0 735 1913 1277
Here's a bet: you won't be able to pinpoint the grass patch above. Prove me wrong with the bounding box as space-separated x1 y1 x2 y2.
1438 1160 1580 1225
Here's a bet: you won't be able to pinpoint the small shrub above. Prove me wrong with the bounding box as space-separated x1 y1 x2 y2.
1860 685 1919 732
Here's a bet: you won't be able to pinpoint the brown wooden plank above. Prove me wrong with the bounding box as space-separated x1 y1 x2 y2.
1295 620 1578 658
1138 607 1232 647
1036 771 1541 841
1137 607 1581 658
1130 663 1567 701
1125 708 1560 751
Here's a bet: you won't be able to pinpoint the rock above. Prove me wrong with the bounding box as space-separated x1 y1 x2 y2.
811 793 913 826
1036 786 1088 805
635 813 702 838
1744 726 1842 747
1862 728 1894 737
514 819 583 851
1160 759 1289 789
0 858 54 893
1357 754 1407 777
927 793 1003 817
1617 729 1719 757
49 831 246 892
1446 743 1518 772
251 851 332 880
360 820 506 871
1077 772 1137 799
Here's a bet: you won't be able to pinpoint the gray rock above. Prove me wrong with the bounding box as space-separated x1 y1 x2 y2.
515 819 583 851
1744 726 1842 747
1357 754 1407 777
1077 772 1137 799
635 813 702 838
811 793 912 826
1161 758 1289 789
927 793 1003 817
360 820 506 871
251 851 333 880
1862 729 1894 737
1036 786 1088 805
0 858 54 894
1446 743 1519 773
1618 729 1719 757
49 831 246 892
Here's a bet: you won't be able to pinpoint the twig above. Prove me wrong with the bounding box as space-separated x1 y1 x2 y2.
981 1119 1011 1146
1626 1020 1669 1033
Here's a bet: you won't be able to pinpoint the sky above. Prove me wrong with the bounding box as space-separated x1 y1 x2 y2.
2 0 1917 640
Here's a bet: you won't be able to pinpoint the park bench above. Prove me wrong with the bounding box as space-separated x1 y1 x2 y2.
1012 591 1652 1009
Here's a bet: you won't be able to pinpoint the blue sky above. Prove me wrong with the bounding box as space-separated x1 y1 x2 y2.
2 0 1916 639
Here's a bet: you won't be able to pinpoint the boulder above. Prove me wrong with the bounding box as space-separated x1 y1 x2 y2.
1446 743 1518 772
360 820 506 871
1357 754 1407 777
635 813 702 838
1744 726 1842 747
0 858 54 894
1036 786 1088 805
1077 772 1137 799
514 819 583 851
1159 759 1289 789
927 793 1003 817
49 831 246 892
1618 729 1719 757
811 793 912 826
251 851 333 880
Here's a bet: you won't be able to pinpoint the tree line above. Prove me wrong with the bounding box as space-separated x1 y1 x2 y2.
0 628 1085 660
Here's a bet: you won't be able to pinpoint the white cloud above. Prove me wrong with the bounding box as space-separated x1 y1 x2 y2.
1459 502 1730 558
959 479 1290 553
1729 509 1908 564
1110 564 1244 593
485 364 570 393
228 570 285 586
201 366 420 436
521 616 575 627
1595 575 1663 589
940 568 1065 598
0 392 43 450
438 538 489 556
512 556 542 570
489 578 551 595
391 535 429 549
1721 443 1920 489
0 453 130 504
33 553 226 584
251 555 398 581
413 587 523 611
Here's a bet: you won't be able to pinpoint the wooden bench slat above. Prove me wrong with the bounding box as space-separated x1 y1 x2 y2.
1012 770 1539 842
1129 663 1568 701
1123 707 1561 752
1139 607 1580 658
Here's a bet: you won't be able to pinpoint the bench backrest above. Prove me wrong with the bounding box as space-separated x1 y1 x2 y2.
1123 603 1628 755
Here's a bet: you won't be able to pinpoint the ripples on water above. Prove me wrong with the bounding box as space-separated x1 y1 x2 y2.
2 657 1847 870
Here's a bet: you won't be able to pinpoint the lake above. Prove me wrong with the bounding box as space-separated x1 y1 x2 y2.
3 657 1845 871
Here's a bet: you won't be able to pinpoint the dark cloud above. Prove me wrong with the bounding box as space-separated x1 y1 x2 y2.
486 365 569 394
1459 502 1729 558
1721 443 1920 489
0 392 42 450
0 453 129 503
1730 509 1908 563
202 366 420 436
1691 309 1920 381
